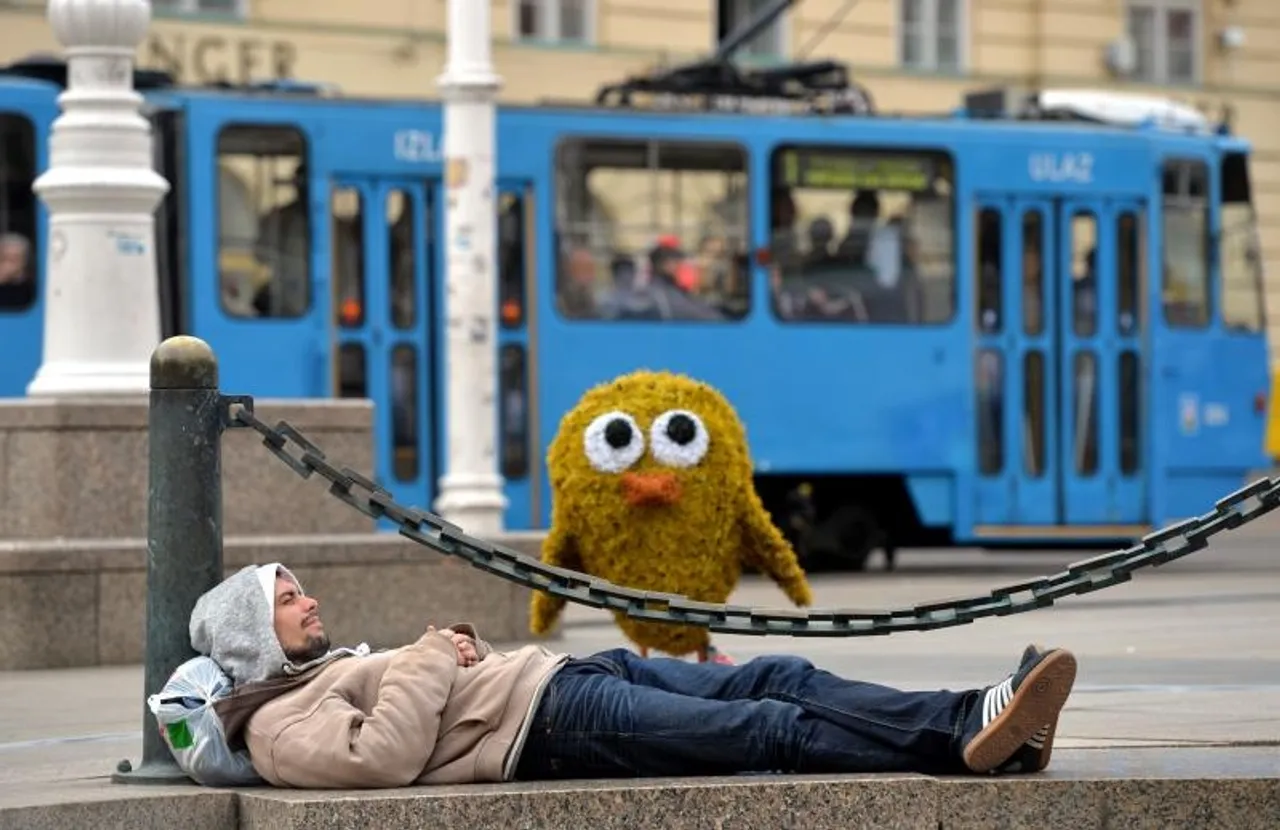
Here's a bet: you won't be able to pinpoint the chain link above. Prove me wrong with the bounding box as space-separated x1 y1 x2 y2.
225 397 1280 637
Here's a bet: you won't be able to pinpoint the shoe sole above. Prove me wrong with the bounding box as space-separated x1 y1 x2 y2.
963 650 1077 774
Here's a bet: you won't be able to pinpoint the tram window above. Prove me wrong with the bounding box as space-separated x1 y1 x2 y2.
387 189 415 330
332 186 365 328
498 191 527 329
1160 159 1210 328
1219 153 1265 333
1119 351 1140 476
1117 211 1140 335
770 145 955 325
336 342 367 398
1072 351 1099 477
1069 211 1097 337
554 137 749 322
1023 351 1045 478
0 114 37 313
1022 210 1044 337
499 344 530 480
390 345 419 482
216 125 311 318
976 349 1003 475
975 208 1001 333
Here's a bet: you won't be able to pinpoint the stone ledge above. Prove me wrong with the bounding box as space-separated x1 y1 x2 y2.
0 784 236 830
0 397 377 539
239 776 936 830
0 530 551 574
0 532 555 670
1 749 1276 830
0 397 374 430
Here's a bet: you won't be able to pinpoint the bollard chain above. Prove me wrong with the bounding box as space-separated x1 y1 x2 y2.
225 395 1280 637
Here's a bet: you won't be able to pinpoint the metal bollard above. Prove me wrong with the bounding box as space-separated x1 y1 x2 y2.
113 336 226 785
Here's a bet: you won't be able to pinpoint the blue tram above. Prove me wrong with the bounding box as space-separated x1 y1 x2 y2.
0 48 1269 567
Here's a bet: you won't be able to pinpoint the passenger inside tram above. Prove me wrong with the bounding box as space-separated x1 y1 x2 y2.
552 137 750 322
589 237 726 322
767 185 924 324
252 162 310 318
0 231 33 309
0 116 37 312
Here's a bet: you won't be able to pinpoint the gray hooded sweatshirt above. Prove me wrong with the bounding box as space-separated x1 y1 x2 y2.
189 563 367 686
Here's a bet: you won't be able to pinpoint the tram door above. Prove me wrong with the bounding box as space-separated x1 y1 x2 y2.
973 195 1148 532
329 177 437 514
493 181 538 530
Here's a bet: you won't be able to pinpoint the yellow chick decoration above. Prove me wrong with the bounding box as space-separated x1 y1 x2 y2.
529 370 814 662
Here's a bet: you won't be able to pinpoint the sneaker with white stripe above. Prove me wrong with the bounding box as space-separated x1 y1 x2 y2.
994 645 1061 773
959 644 1077 774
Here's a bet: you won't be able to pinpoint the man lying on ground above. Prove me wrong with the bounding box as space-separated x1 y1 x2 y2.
197 563 1076 788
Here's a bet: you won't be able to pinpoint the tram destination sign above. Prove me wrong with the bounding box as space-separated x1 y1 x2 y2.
777 148 940 192
631 89 873 117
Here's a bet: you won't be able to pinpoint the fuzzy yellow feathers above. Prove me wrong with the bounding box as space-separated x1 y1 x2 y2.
529 370 814 660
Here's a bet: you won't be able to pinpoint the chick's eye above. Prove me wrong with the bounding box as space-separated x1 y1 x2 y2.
650 410 710 468
583 411 645 473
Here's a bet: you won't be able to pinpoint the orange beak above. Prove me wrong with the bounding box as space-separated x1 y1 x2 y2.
621 471 681 507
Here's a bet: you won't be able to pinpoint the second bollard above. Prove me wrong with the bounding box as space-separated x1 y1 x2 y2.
114 336 226 785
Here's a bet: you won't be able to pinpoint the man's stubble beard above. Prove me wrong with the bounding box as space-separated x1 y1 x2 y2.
285 633 331 664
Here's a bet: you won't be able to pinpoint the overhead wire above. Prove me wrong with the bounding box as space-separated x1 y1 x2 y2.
796 0 862 60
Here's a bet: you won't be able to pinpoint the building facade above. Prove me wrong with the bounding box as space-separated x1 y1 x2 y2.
0 0 1277 351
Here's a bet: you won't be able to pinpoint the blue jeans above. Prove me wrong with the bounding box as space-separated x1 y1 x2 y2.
513 648 978 779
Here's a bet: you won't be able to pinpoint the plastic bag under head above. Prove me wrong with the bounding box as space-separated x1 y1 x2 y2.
146 655 262 787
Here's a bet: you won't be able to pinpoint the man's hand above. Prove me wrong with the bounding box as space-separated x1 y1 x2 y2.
426 626 479 667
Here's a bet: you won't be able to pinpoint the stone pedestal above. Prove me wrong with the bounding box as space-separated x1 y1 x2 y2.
0 531 553 671
0 396 555 670
0 398 376 539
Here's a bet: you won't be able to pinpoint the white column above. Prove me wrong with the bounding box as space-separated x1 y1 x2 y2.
433 0 508 535
26 0 170 398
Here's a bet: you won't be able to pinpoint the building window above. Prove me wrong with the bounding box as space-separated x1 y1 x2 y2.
1127 0 1199 85
900 0 962 72
717 0 787 60
151 0 246 16
517 0 592 43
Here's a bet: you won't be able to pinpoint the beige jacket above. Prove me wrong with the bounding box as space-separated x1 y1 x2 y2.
238 624 567 788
